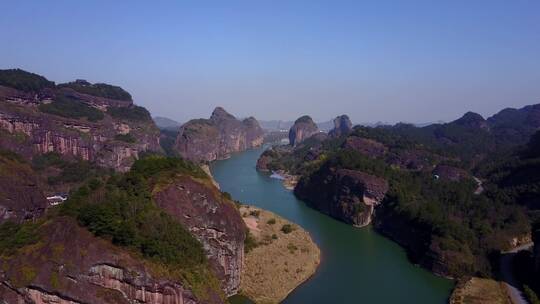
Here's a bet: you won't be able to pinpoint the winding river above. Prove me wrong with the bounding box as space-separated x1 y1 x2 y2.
211 147 453 304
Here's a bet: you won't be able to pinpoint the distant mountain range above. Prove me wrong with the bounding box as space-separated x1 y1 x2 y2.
153 116 182 130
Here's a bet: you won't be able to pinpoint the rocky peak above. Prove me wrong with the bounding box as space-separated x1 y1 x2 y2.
175 107 264 162
210 106 236 123
329 115 353 137
289 115 319 146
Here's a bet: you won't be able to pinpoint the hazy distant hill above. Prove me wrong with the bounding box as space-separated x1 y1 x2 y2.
260 119 356 132
153 116 182 130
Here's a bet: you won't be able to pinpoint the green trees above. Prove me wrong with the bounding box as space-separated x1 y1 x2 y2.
60 156 218 294
59 81 132 101
107 105 152 122
0 69 55 92
38 95 104 122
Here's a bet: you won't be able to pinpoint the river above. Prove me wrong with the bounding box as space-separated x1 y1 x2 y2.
211 147 454 304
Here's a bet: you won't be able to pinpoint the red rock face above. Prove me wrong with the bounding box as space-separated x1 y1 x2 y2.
329 115 353 138
153 176 246 296
0 91 161 172
288 116 319 147
175 107 263 162
295 166 388 227
0 217 218 304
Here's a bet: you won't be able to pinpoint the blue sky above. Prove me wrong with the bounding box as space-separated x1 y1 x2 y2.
1 0 539 123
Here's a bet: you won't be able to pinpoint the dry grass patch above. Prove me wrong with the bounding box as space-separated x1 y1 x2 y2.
450 277 512 304
239 206 320 304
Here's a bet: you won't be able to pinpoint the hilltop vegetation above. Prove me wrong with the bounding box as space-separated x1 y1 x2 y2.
59 80 132 101
60 155 220 299
107 105 152 122
0 69 55 92
38 95 105 122
265 108 540 278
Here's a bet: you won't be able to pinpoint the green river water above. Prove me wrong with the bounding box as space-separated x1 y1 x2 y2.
211 147 454 304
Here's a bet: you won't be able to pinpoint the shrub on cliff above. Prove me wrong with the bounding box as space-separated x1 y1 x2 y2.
0 221 41 256
39 95 104 122
61 157 221 299
281 224 294 234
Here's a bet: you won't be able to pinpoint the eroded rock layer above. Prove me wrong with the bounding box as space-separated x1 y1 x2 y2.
175 107 263 162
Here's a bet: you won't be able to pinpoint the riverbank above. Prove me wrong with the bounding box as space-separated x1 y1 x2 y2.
270 170 299 190
238 205 320 304
211 147 453 303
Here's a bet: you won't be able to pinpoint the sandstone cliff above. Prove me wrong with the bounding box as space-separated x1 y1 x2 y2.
295 166 388 227
288 115 319 146
0 69 162 172
0 217 217 304
153 175 246 296
328 115 353 138
175 107 263 162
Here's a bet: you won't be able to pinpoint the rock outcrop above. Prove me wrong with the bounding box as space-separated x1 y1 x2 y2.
0 217 218 304
288 116 319 147
175 107 263 162
295 167 388 227
153 175 246 296
0 152 48 223
329 115 353 137
0 69 162 172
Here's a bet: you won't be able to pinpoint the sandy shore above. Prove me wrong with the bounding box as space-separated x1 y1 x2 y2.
238 205 320 304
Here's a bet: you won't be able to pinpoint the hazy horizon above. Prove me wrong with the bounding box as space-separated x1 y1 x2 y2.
2 1 539 124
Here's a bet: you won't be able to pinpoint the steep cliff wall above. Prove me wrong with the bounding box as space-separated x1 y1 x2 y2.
153 175 246 296
295 166 388 227
0 72 161 172
175 107 263 162
0 217 218 304
288 115 319 147
328 115 353 138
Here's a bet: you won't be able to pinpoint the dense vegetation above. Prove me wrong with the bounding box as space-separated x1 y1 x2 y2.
0 221 41 257
32 152 108 186
107 105 152 122
60 156 219 299
59 81 132 101
39 95 104 122
320 148 529 276
267 123 538 277
0 69 55 92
